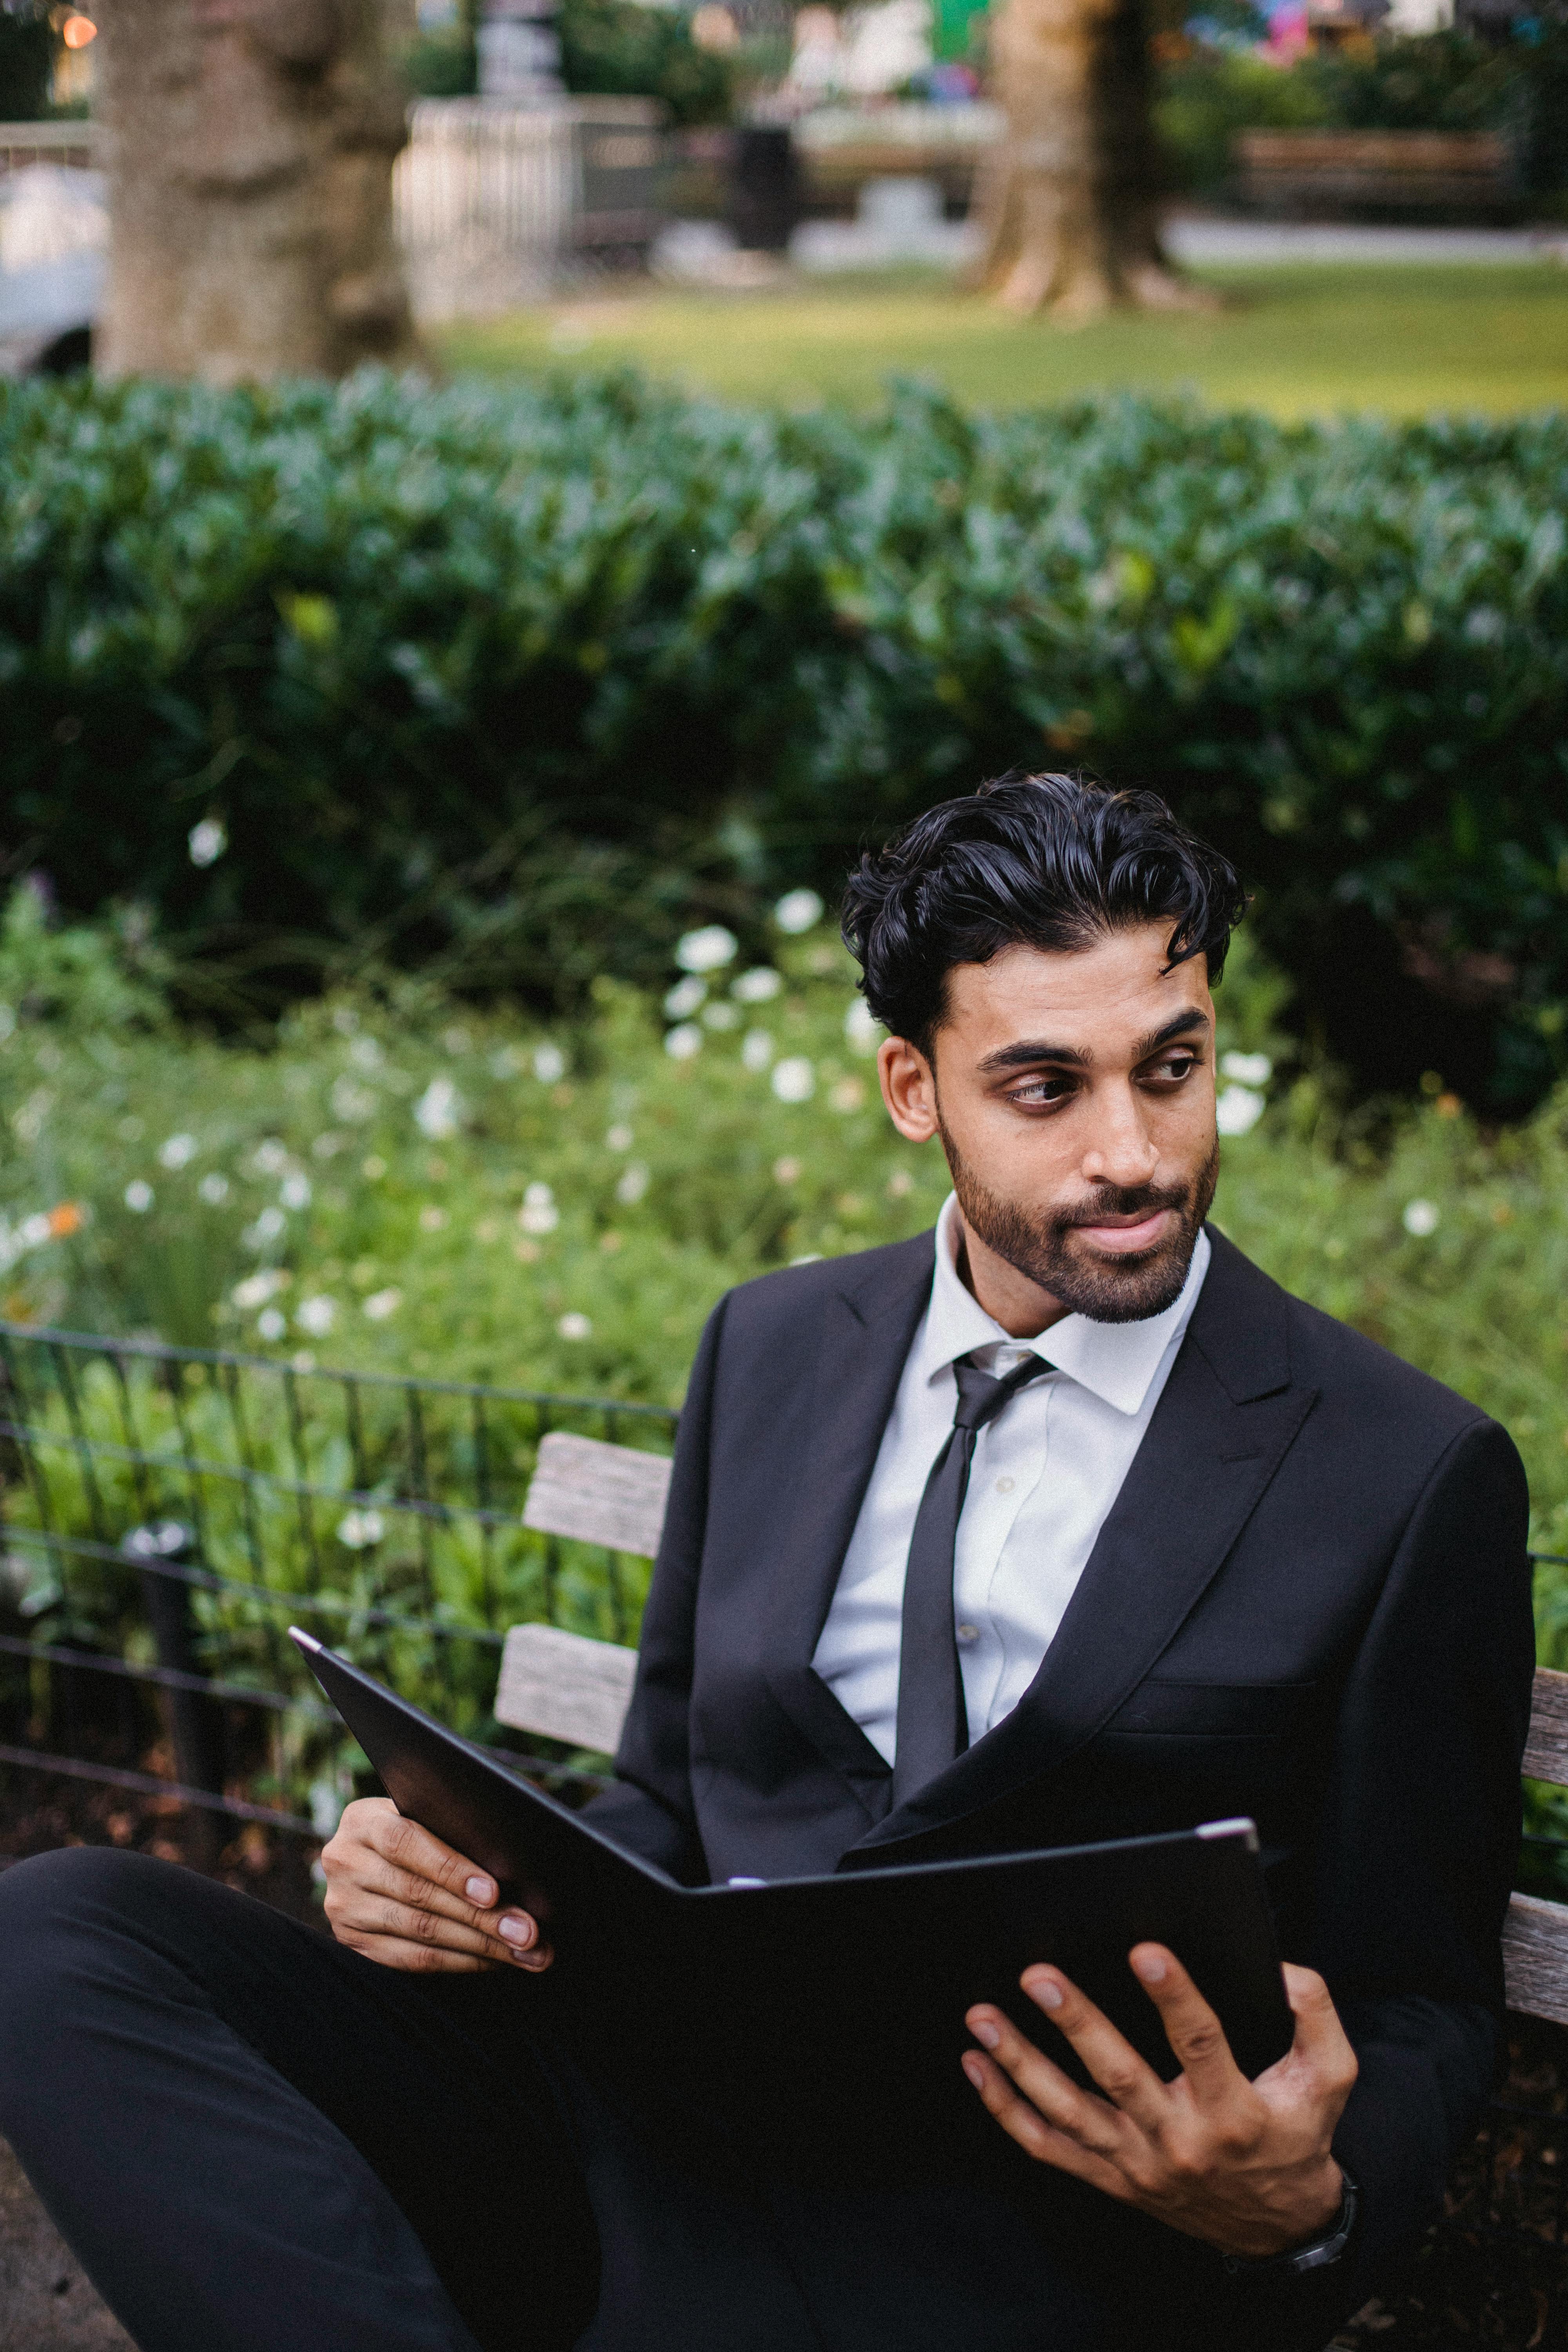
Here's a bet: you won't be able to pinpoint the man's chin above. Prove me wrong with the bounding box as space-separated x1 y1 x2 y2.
1044 1233 1195 1325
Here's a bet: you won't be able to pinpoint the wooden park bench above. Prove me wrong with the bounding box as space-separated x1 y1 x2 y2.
1232 129 1520 222
499 1432 1568 2031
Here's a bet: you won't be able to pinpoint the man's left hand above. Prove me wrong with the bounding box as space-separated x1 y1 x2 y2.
962 1947 1357 2260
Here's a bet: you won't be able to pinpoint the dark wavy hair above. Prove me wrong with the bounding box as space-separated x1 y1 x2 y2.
840 772 1247 1054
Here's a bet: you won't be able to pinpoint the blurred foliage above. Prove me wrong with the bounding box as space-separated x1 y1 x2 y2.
397 27 478 96
3 373 1567 1109
559 0 736 125
1157 26 1568 198
396 0 735 121
0 0 55 119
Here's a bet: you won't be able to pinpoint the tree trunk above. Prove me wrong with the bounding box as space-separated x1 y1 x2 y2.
95 0 422 381
971 0 1209 319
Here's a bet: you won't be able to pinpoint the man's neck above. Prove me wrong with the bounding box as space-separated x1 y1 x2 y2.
952 1210 1071 1340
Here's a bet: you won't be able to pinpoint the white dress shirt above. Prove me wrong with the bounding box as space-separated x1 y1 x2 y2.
811 1194 1211 1766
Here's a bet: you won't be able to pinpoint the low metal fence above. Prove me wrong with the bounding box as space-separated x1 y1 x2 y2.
0 1319 675 1836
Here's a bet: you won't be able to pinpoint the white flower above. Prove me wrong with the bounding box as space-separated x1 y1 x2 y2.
605 1123 634 1152
663 975 708 1020
829 1076 865 1112
348 1036 383 1072
676 925 738 974
414 1076 464 1141
19 1212 49 1247
232 1269 288 1311
615 1162 650 1207
330 1076 377 1124
518 1182 559 1236
441 1026 472 1058
337 1508 385 1550
124 1180 154 1214
489 1045 526 1079
187 817 227 868
311 1133 345 1161
664 1024 703 1061
1403 1199 1440 1238
158 1133 198 1170
253 1139 290 1176
773 1156 801 1184
732 967 782 1004
362 1287 402 1321
742 1029 775 1072
198 1173 230 1205
295 1295 338 1338
245 1206 287 1247
844 999 882 1055
419 1204 448 1232
774 889 823 936
702 1001 739 1031
256 1307 287 1342
556 1312 593 1341
1215 1085 1265 1137
533 1044 567 1084
280 1172 312 1211
886 1167 915 1198
771 1056 815 1103
1220 1051 1273 1086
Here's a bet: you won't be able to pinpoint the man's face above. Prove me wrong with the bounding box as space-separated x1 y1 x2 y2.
876 924 1220 1329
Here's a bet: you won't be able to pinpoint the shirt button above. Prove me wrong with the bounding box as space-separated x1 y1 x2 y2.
956 1623 979 1646
995 1475 1015 1494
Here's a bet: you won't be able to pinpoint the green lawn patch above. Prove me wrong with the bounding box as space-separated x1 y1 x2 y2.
436 262 1568 419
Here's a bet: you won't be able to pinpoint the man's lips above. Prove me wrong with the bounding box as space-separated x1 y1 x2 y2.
1070 1207 1176 1255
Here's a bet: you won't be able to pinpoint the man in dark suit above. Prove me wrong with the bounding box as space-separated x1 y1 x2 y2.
0 775 1533 2352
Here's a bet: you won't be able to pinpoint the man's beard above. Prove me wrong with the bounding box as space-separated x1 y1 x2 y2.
937 1125 1220 1325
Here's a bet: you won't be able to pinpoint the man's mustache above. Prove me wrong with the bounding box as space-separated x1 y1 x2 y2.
1053 1182 1192 1232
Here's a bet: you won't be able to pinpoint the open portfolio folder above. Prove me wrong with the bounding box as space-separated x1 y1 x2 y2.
294 1628 1295 2150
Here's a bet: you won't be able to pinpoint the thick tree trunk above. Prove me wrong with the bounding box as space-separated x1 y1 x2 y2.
95 0 421 381
972 0 1210 319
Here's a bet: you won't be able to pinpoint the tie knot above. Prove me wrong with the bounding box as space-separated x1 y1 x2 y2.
950 1350 1047 1433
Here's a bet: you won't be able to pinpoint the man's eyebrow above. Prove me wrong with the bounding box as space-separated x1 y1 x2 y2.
975 1007 1210 1077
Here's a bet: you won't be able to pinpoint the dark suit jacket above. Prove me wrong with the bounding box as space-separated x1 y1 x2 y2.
575 1225 1533 2352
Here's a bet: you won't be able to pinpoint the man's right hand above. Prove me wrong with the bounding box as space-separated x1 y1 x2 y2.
321 1797 553 1974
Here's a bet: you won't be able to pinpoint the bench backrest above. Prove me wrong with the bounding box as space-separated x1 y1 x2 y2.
499 1434 1568 2026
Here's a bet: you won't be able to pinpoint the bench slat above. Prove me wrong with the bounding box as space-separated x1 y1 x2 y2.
495 1622 639 1753
522 1431 672 1560
1524 1667 1568 1788
1503 1890 1568 2026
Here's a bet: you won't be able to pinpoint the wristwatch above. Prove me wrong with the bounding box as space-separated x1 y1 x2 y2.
1222 2167 1359 2278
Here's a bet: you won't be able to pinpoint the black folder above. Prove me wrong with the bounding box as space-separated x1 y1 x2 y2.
294 1628 1294 2149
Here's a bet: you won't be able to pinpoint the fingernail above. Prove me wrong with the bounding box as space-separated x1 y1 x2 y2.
466 1875 494 1905
971 2018 1000 2050
497 1913 534 1947
1031 1975 1065 2011
962 2054 985 2088
1134 1952 1167 1984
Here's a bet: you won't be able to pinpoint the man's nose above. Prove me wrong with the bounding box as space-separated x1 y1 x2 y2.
1079 1089 1160 1188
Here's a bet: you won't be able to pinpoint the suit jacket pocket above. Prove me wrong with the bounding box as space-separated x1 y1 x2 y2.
1104 1678 1318 1738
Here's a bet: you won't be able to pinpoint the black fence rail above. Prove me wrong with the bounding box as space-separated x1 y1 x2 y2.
0 1319 676 1836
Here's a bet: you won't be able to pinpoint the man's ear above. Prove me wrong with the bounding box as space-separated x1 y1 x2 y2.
879 1036 939 1143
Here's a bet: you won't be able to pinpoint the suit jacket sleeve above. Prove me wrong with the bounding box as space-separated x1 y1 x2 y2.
1254 1414 1534 2336
578 1295 727 1884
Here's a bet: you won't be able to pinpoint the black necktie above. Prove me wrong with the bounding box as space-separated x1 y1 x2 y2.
891 1352 1049 1807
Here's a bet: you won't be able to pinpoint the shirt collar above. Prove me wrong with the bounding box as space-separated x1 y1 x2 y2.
918 1193 1211 1418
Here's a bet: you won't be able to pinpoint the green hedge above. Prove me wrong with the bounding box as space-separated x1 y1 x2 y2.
3 372 1566 1107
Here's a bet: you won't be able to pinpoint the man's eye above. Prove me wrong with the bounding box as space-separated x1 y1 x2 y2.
1147 1055 1199 1084
1009 1077 1074 1106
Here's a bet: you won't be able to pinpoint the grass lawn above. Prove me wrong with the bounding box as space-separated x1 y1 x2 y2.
436 261 1568 417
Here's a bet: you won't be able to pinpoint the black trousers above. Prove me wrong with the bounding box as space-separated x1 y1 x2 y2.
0 1846 601 2352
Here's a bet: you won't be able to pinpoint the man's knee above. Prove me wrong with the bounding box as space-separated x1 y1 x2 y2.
0 1847 187 2060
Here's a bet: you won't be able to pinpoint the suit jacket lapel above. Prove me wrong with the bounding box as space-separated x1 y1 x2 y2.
842 1229 1319 1864
758 1233 934 1815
